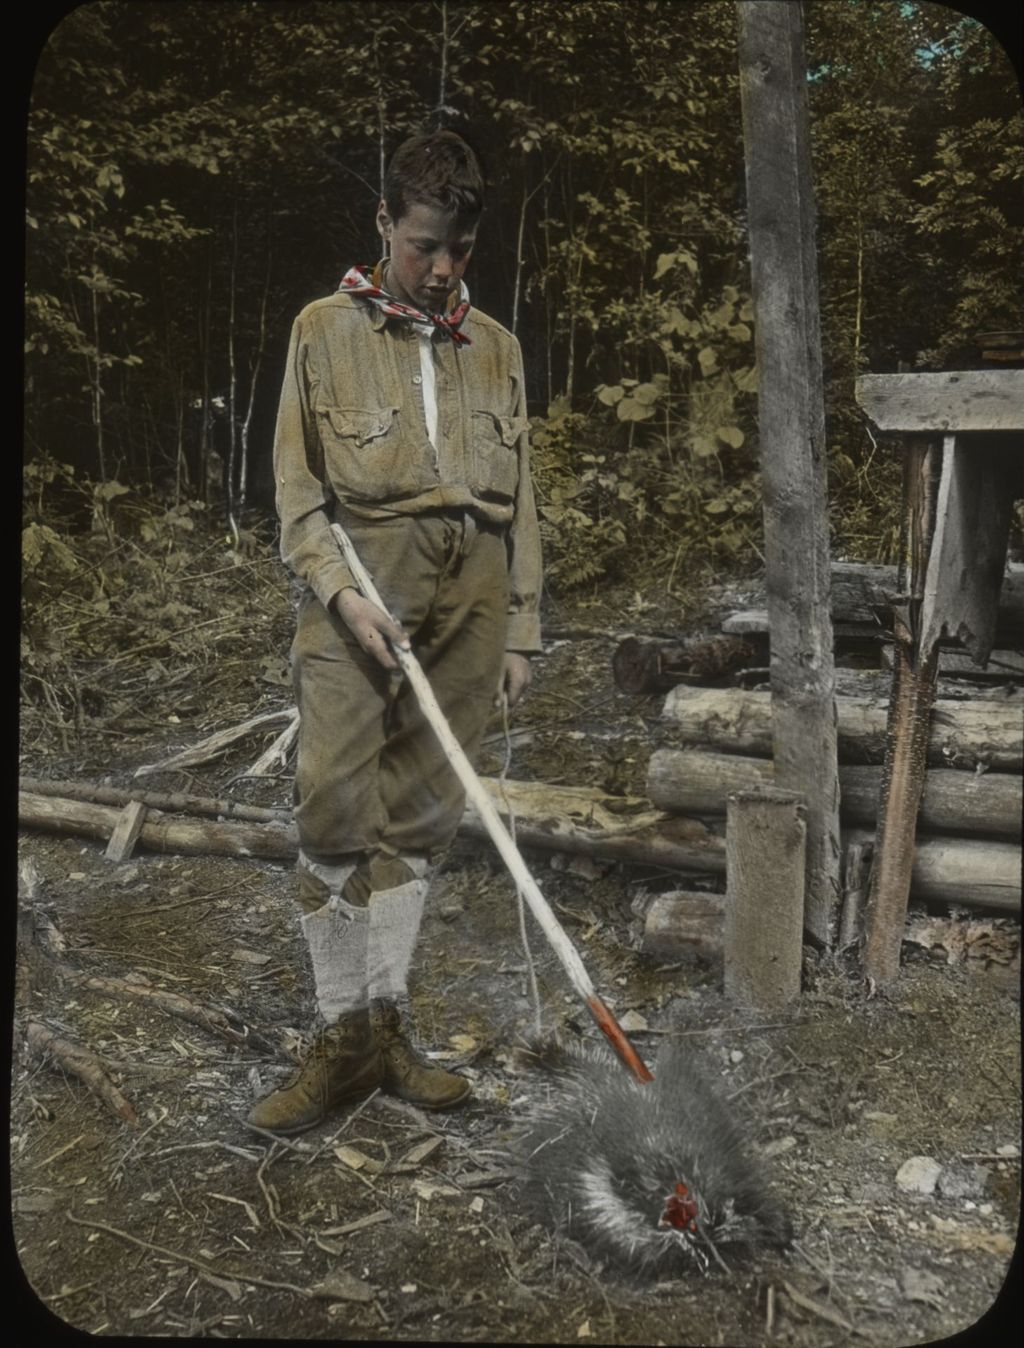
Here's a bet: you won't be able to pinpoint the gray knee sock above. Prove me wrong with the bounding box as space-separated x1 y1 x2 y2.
366 856 431 1002
297 854 369 1021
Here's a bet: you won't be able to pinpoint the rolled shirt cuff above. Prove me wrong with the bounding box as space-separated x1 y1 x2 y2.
504 611 543 655
309 559 357 613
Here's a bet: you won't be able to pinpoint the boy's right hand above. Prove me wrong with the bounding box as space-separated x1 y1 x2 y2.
331 588 409 672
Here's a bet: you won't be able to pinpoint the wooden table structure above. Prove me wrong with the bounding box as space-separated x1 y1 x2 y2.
854 369 1024 984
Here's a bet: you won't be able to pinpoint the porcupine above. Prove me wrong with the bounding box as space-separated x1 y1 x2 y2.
513 1039 792 1280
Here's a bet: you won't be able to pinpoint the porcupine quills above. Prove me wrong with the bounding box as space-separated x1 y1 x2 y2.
512 1039 793 1280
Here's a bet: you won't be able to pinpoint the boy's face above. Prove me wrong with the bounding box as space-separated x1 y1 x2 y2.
377 199 478 314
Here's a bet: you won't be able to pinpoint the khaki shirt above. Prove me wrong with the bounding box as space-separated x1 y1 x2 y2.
273 291 543 653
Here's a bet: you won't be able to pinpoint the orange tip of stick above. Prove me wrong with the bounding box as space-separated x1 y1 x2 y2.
586 994 654 1084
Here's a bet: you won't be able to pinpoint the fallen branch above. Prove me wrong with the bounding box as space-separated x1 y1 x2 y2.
56 966 276 1053
233 713 300 781
22 1021 139 1127
20 777 290 824
19 790 297 859
133 707 297 778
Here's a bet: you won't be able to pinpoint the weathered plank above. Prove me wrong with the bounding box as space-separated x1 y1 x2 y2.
661 685 1023 770
736 0 841 947
104 800 148 862
724 788 806 1008
646 749 1023 840
855 370 1024 433
919 434 1021 664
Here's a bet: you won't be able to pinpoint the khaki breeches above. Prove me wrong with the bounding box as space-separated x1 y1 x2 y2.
291 509 509 869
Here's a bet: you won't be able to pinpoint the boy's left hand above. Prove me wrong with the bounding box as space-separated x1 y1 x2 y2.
501 652 532 709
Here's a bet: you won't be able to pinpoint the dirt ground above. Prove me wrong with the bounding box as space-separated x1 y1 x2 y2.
13 563 1021 1344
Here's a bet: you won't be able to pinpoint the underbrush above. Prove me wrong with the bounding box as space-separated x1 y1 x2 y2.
20 458 290 758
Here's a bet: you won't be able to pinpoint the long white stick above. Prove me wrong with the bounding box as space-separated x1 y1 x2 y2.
329 522 652 1082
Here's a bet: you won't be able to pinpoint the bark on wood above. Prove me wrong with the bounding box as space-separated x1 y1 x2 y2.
21 777 291 823
863 439 942 986
839 840 871 951
661 686 1023 770
19 790 299 859
23 1021 139 1127
641 892 725 962
646 748 1023 840
612 635 755 694
737 0 841 947
724 788 806 1009
847 830 1020 913
19 782 728 876
721 562 1024 643
855 370 1024 433
104 800 148 862
462 778 727 874
919 434 1021 664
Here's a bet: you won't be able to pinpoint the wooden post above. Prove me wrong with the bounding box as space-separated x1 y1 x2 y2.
104 800 148 862
724 788 806 1009
736 0 841 946
862 440 941 984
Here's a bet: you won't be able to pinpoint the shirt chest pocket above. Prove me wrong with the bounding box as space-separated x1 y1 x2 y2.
469 411 528 503
317 406 436 503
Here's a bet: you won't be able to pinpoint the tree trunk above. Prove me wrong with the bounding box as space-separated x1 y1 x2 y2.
226 197 240 540
646 748 1023 839
737 0 841 945
661 686 1023 771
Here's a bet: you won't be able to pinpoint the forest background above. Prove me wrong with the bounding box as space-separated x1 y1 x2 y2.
22 0 1023 650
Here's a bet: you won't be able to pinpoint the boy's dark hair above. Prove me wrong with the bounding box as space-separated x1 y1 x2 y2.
383 130 485 222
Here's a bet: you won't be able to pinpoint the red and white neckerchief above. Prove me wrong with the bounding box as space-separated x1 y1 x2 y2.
338 263 472 346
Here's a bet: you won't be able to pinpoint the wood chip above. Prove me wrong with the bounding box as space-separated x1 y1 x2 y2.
334 1145 383 1175
321 1209 391 1238
411 1178 461 1201
393 1136 444 1171
448 1034 478 1053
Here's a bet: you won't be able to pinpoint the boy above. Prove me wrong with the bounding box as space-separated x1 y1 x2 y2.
250 130 542 1134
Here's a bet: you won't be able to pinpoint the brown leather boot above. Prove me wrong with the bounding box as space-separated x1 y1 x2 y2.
247 1009 383 1135
370 1000 471 1110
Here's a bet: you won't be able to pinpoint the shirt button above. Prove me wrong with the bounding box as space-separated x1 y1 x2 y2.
412 375 422 385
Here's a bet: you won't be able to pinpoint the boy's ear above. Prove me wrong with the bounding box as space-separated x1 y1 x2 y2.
376 199 392 240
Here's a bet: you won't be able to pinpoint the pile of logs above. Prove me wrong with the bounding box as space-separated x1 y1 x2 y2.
635 562 1023 961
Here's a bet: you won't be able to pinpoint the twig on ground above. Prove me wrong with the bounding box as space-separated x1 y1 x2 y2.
22 1021 139 1127
66 1213 311 1297
56 965 275 1053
